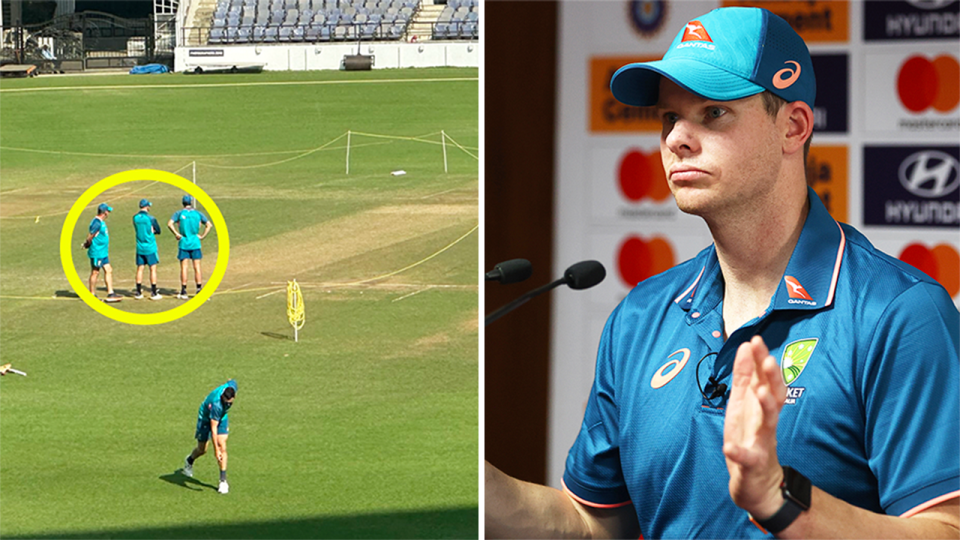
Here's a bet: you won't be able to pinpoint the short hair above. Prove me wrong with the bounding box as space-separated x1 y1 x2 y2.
222 387 236 400
760 91 812 163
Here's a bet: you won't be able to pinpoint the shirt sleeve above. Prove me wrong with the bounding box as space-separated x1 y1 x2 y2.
170 210 180 223
209 401 224 422
89 219 102 235
151 216 161 234
862 281 960 516
562 302 632 507
200 212 210 225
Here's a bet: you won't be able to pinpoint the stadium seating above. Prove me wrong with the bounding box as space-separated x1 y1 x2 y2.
204 0 478 44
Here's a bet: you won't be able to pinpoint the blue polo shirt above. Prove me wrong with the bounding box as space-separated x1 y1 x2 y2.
171 208 210 251
132 211 161 255
87 217 109 259
198 379 238 425
563 188 959 538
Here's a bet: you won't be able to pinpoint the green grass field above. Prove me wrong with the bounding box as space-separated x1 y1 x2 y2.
0 68 478 538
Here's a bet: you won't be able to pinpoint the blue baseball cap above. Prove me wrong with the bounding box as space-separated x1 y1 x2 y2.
182 195 193 206
97 203 113 213
139 199 151 208
610 7 815 109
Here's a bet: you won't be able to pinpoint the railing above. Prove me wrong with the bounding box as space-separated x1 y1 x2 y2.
178 20 476 46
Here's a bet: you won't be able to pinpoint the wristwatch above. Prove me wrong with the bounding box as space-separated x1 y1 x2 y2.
753 466 811 534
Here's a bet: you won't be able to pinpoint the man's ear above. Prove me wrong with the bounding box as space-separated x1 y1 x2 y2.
781 101 814 156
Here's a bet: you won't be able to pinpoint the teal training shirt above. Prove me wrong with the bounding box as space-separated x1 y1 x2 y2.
87 217 109 259
198 380 238 425
171 208 210 251
132 211 161 255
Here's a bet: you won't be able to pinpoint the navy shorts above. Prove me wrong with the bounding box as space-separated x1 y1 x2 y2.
90 256 110 270
136 253 159 266
178 249 203 261
195 414 229 442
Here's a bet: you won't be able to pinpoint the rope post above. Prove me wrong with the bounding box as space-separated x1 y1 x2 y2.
346 130 351 174
192 161 197 185
442 130 448 173
287 279 305 342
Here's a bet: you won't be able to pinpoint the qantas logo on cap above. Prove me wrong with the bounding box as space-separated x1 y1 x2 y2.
784 276 817 305
773 61 802 89
681 21 712 42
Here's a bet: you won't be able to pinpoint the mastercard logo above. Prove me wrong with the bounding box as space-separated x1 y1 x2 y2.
617 235 675 287
896 55 960 113
618 148 671 202
899 243 960 297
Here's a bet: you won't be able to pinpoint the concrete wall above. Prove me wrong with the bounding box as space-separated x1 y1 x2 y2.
174 41 477 72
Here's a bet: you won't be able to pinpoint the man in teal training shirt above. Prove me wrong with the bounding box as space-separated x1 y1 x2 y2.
132 199 162 300
168 195 212 300
82 203 121 303
183 379 237 495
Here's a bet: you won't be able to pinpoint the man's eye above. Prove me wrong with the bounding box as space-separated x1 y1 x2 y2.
661 112 678 123
707 107 725 119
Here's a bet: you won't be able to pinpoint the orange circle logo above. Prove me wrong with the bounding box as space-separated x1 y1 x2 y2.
617 235 675 287
618 148 671 202
897 55 960 113
899 243 960 297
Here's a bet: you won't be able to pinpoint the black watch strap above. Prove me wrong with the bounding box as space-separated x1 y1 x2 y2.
753 466 811 534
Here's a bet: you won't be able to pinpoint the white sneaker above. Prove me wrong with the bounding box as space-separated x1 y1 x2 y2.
182 456 193 477
218 481 229 494
134 292 144 300
177 292 189 300
150 293 162 301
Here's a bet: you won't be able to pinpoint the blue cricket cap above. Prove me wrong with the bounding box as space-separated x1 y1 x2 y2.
182 195 193 206
227 379 238 391
139 198 151 208
97 203 113 213
610 7 815 109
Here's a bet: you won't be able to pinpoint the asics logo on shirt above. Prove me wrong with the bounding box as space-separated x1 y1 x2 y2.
773 61 802 89
651 348 691 389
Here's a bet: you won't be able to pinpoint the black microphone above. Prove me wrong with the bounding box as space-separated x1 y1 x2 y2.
708 383 728 400
485 259 533 284
485 260 606 326
563 260 606 290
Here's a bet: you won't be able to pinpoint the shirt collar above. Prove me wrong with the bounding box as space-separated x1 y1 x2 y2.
674 187 846 314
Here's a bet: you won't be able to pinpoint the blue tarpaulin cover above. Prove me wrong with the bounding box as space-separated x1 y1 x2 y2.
130 64 169 74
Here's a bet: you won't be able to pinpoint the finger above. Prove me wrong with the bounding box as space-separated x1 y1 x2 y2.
732 341 757 390
756 385 781 431
762 354 788 405
750 335 770 367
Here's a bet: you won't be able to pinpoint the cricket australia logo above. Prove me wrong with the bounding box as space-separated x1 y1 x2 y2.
781 338 817 404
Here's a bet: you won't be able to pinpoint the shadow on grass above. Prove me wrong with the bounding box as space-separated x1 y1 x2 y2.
53 288 181 299
261 331 292 341
4 506 478 539
158 470 218 492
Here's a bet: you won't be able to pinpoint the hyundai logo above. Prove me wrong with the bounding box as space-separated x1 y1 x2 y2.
898 150 960 198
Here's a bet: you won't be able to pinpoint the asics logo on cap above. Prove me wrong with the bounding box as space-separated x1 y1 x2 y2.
784 276 813 300
681 21 712 42
773 61 802 89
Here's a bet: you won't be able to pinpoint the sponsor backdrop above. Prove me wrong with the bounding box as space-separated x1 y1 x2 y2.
549 0 959 486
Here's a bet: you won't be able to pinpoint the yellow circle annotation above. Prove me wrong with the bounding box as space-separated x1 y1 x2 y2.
59 169 230 325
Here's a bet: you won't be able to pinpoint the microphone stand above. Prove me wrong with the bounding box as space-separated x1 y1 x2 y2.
485 278 567 327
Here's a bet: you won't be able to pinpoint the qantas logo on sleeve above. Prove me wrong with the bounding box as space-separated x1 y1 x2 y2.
681 21 712 42
784 276 817 305
651 348 691 389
